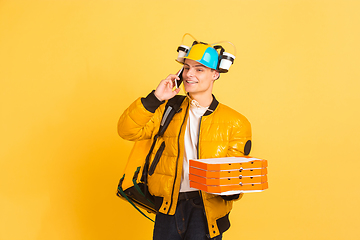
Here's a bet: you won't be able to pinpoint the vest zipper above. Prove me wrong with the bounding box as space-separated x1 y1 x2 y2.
167 104 189 214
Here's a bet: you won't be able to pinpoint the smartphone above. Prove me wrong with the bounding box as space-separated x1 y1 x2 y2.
175 67 184 89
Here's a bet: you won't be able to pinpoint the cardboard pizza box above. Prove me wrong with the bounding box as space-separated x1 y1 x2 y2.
189 166 267 178
190 181 268 195
189 173 267 185
189 157 267 171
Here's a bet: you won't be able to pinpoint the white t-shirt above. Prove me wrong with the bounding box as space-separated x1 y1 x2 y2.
180 99 209 192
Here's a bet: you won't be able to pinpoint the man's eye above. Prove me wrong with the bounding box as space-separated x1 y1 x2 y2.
197 69 203 72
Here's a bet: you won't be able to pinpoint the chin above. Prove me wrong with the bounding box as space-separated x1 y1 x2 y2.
184 87 195 93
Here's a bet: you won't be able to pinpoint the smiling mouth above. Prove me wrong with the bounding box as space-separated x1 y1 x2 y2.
186 80 198 84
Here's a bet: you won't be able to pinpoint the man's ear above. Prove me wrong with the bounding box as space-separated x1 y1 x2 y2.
213 71 220 81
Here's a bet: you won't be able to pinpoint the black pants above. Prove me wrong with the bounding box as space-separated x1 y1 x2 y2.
153 192 222 240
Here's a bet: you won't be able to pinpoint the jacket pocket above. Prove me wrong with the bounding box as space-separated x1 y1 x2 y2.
149 141 165 176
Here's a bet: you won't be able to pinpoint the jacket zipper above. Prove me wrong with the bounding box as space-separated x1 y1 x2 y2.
167 104 189 214
196 116 202 159
197 116 212 238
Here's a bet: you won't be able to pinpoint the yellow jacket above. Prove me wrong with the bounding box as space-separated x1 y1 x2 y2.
118 91 252 238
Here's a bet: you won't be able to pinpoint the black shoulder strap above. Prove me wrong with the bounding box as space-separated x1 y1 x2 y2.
158 95 186 136
141 95 186 185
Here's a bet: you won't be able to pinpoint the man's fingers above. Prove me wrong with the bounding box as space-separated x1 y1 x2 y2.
174 87 181 94
155 73 182 101
166 74 180 81
164 79 174 89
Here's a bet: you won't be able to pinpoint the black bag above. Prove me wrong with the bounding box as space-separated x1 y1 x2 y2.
117 95 186 221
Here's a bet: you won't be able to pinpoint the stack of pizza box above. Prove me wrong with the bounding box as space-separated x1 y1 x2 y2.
189 157 268 195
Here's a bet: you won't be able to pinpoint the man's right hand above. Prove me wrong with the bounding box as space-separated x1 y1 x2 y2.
154 74 181 101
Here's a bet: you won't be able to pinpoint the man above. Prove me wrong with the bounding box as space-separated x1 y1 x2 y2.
118 41 252 239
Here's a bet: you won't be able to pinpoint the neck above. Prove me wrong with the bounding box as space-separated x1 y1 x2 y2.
188 93 213 107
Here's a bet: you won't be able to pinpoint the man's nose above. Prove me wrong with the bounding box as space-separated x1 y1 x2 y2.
186 68 194 77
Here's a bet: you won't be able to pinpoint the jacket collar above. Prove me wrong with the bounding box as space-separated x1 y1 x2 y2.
185 93 219 116
204 94 219 116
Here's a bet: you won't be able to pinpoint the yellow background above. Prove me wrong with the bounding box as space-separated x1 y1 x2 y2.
1 0 359 239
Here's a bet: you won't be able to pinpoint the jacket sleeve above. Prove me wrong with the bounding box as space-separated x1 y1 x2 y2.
117 90 165 141
222 113 252 201
227 115 252 157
